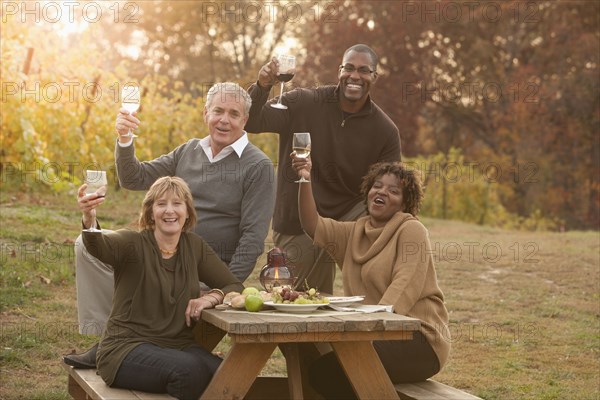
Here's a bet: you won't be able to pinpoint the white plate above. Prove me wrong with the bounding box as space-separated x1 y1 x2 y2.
264 301 325 313
326 296 365 306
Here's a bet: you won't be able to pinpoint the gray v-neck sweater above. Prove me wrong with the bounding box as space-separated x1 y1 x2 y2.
115 138 275 281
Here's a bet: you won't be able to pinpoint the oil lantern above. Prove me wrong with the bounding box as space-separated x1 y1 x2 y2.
259 247 296 292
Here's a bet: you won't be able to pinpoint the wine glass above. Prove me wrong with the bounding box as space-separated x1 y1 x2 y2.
292 132 311 183
121 84 141 138
271 55 296 110
83 170 107 232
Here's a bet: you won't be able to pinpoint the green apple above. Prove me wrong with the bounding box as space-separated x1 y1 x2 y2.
244 294 264 312
242 287 260 295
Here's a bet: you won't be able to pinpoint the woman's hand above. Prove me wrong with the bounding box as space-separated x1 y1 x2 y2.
115 108 140 140
257 56 279 88
290 151 312 181
77 184 104 229
292 152 318 238
185 297 215 327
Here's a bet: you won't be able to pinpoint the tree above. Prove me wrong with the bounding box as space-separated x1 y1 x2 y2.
415 0 599 229
115 0 318 91
301 0 599 229
300 0 426 156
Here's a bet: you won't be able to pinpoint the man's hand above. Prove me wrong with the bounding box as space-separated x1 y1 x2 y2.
258 56 280 88
115 108 140 140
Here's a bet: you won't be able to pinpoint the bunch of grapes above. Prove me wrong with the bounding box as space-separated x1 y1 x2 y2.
272 286 330 304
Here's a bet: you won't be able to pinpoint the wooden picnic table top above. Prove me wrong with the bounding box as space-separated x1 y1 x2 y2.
198 308 421 400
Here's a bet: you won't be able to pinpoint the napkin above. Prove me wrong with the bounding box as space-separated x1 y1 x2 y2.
327 304 393 313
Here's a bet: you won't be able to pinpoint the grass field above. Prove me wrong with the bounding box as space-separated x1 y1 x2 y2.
0 186 598 399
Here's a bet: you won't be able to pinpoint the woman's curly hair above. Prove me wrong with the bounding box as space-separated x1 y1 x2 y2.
360 162 424 217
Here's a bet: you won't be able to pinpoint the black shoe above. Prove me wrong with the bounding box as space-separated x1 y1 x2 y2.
63 342 98 369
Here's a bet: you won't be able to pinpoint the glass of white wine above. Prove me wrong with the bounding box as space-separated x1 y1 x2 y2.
292 132 311 183
271 54 296 110
84 170 107 232
121 84 141 138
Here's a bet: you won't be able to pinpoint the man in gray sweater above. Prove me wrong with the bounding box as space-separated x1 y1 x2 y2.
65 82 275 369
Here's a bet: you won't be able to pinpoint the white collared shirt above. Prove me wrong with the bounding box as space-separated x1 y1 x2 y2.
118 133 250 163
197 132 249 163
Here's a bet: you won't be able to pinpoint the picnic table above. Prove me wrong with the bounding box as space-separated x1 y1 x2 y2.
196 307 421 400
64 306 482 399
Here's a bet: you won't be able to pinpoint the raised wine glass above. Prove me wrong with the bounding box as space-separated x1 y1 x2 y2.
83 170 107 232
121 84 141 138
292 132 311 183
271 55 296 110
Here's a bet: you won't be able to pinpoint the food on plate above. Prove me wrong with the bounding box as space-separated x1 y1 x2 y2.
244 294 264 312
272 286 329 305
259 291 272 302
230 294 247 309
242 286 260 295
227 290 271 310
223 291 241 304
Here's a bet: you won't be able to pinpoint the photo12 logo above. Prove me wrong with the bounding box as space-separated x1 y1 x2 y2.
1 1 139 24
399 1 541 24
1 240 76 264
401 241 540 264
198 1 340 23
402 81 541 105
0 161 116 185
1 81 140 104
404 160 539 185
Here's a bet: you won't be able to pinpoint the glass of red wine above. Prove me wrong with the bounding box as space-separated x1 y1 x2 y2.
271 54 296 110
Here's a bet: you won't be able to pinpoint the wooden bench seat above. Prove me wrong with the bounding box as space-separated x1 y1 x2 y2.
63 364 289 400
396 379 483 400
63 364 175 400
65 363 481 400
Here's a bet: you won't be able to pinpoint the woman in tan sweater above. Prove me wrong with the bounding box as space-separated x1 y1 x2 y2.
294 158 450 399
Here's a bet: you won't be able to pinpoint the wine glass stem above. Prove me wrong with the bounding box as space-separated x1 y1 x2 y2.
279 82 284 103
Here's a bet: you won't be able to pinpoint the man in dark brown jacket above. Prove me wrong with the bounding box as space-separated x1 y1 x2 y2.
246 44 401 294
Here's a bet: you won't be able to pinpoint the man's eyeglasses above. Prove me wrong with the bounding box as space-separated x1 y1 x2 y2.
339 64 375 76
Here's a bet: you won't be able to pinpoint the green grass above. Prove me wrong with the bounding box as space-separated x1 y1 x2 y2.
1 186 599 399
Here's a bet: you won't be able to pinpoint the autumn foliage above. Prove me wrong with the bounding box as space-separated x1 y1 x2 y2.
1 0 597 230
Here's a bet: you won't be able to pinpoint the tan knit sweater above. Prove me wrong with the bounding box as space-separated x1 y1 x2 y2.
314 212 450 368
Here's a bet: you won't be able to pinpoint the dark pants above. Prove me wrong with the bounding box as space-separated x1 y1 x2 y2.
309 332 440 400
112 343 222 400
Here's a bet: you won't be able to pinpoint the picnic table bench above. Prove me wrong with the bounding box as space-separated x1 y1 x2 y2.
63 365 482 400
63 309 482 400
63 364 176 399
395 380 482 399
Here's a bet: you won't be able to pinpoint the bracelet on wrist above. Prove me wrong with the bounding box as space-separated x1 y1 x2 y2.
207 289 224 304
208 288 225 297
200 296 216 307
205 293 221 305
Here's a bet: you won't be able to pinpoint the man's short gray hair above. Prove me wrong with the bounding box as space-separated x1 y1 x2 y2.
206 82 252 116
